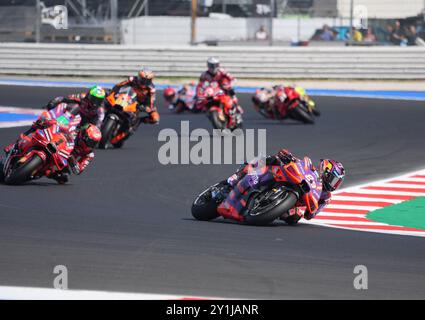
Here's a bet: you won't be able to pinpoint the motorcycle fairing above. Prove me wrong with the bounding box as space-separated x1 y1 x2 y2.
218 158 323 219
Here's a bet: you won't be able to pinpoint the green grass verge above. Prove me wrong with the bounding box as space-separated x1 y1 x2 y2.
367 197 425 230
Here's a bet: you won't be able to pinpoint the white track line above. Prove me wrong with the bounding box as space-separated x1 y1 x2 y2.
325 204 382 210
0 286 228 300
369 182 425 189
0 121 35 128
303 167 425 237
0 105 40 128
317 213 367 218
312 224 425 238
332 195 401 203
0 106 41 114
351 189 425 197
306 219 387 226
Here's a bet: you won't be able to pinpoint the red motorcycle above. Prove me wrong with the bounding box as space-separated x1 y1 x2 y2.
253 86 319 124
1 113 75 185
203 82 243 131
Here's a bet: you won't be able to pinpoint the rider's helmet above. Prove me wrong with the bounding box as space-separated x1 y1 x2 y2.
207 57 220 75
136 67 155 87
81 86 106 118
79 124 102 149
163 87 177 104
319 159 345 192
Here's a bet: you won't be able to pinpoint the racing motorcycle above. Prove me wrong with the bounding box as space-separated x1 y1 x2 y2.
203 82 243 131
191 157 321 226
0 114 75 185
252 86 320 124
163 85 201 113
99 86 147 149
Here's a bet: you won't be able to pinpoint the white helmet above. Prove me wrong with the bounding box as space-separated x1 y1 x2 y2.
207 57 220 75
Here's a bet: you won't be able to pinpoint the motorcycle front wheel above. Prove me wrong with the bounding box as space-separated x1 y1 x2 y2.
0 159 5 182
209 110 227 130
191 181 228 221
99 116 118 149
291 104 315 124
244 189 298 226
4 154 44 185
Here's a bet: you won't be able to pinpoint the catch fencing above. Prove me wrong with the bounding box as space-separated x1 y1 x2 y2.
0 43 424 79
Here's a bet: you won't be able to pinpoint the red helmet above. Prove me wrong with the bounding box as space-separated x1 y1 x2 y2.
163 87 176 103
79 124 102 149
319 159 345 191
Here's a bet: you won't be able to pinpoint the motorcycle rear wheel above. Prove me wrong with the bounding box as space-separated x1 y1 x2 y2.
244 189 298 226
4 154 43 185
312 108 321 117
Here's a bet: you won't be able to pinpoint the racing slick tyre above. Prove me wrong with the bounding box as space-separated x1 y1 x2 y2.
99 117 117 149
112 140 125 149
210 111 226 130
191 181 228 221
0 160 4 182
4 154 43 185
293 105 315 124
244 189 298 226
312 108 321 117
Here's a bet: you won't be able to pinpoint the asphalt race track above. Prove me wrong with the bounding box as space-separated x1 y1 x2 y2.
1 84 425 299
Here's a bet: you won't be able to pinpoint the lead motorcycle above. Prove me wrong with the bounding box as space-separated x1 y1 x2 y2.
191 157 322 225
203 82 243 131
253 86 320 124
0 113 75 185
99 86 148 149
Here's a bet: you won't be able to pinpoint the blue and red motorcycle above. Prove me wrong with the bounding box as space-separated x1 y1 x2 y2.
191 156 322 225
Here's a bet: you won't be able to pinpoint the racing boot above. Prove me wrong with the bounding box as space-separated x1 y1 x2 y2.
46 170 69 185
280 207 303 225
217 202 244 222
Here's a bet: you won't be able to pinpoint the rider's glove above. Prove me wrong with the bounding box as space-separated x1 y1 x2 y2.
70 163 80 175
68 157 80 175
227 88 235 96
277 149 296 164
141 111 160 124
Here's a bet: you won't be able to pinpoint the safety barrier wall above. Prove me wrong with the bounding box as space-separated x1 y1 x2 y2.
0 43 425 79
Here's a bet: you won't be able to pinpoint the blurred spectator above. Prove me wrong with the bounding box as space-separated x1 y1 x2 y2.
348 27 363 42
363 27 377 42
255 25 268 40
390 20 405 45
405 25 418 45
319 24 334 41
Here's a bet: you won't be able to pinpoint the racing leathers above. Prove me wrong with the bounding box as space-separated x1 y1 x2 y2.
195 67 239 112
45 92 105 128
110 76 160 126
225 150 331 224
170 84 198 113
5 103 96 183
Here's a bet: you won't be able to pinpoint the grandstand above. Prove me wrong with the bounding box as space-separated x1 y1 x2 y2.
1 0 424 44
